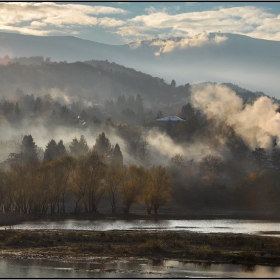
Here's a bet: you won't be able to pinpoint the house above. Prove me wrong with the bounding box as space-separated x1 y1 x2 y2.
156 116 185 122
154 115 185 129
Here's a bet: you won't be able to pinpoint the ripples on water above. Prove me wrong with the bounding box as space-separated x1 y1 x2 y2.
2 219 280 235
1 258 280 278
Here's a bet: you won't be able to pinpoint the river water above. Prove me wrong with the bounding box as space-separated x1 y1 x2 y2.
1 258 280 278
1 219 280 277
2 219 280 235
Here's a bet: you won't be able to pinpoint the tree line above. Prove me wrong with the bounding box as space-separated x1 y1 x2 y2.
0 133 171 215
168 147 280 212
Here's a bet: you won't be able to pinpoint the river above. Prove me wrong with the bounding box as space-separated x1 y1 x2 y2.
1 219 280 277
2 219 280 235
1 258 280 278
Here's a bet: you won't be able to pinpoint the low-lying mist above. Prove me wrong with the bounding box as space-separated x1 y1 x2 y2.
1 82 280 169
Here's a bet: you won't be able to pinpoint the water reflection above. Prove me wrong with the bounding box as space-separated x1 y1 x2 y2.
150 259 164 266
242 264 256 272
2 219 280 236
0 258 280 278
197 262 212 270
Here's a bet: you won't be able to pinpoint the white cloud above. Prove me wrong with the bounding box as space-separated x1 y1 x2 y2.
0 2 128 35
119 6 280 43
0 25 53 36
150 33 228 54
128 39 142 49
0 3 279 43
213 34 228 43
98 18 125 28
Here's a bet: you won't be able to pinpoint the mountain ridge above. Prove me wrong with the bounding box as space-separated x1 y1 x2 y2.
0 31 279 98
0 58 275 107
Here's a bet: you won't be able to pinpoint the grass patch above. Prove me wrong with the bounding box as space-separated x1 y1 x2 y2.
1 230 280 266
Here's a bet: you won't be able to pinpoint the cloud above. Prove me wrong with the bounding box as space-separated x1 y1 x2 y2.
0 3 280 44
150 33 227 54
98 18 125 28
145 5 180 14
117 6 280 43
213 34 227 43
0 26 52 36
145 6 159 14
128 39 142 49
0 2 128 35
114 26 155 41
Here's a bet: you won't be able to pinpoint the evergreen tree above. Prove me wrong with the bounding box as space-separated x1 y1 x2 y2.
127 95 135 110
69 135 89 157
122 108 136 119
171 79 176 87
60 105 71 125
94 132 112 156
57 140 67 157
44 139 58 162
20 135 38 162
180 103 195 119
43 139 66 162
116 95 126 111
112 143 123 164
2 101 14 115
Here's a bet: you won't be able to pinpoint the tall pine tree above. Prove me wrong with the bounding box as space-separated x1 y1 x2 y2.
94 132 112 156
20 135 38 162
112 143 123 164
44 139 58 162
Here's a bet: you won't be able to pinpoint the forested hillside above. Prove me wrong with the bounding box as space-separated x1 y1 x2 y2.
1 57 280 214
0 59 191 108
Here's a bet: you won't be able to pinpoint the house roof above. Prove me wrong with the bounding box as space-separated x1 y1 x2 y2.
156 116 185 122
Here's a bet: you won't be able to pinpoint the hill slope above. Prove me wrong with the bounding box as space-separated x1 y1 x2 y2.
0 32 279 97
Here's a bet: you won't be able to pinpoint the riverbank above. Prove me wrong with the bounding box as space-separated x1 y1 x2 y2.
0 230 280 267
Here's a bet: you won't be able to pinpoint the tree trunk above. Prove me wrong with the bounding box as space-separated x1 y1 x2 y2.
92 201 98 213
123 204 130 213
83 199 88 212
62 194 65 214
56 199 60 213
111 201 116 213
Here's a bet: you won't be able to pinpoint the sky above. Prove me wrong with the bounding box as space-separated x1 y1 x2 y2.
0 2 280 45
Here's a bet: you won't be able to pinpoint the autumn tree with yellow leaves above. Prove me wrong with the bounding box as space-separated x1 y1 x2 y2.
143 165 172 214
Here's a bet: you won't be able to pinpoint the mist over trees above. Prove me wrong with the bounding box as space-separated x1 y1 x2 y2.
1 56 280 215
0 133 172 215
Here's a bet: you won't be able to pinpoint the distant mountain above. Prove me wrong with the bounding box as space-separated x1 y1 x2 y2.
0 60 191 109
221 83 266 101
0 32 279 97
0 58 272 110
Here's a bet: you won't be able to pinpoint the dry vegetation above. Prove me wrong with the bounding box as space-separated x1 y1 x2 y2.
0 230 280 266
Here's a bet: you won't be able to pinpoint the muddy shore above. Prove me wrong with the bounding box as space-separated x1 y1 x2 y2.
0 229 280 267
